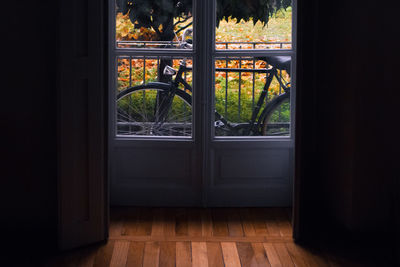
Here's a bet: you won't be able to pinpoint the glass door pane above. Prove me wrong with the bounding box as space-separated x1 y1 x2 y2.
115 0 194 49
214 56 291 137
113 0 195 137
216 0 292 50
116 56 193 137
213 0 293 137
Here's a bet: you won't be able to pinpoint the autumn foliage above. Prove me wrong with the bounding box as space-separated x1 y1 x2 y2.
115 2 292 123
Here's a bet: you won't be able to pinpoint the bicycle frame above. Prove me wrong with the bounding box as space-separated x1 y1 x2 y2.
214 65 290 135
152 60 192 126
172 61 193 93
152 59 290 136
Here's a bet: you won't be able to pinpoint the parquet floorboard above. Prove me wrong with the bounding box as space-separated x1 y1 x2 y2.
44 207 382 266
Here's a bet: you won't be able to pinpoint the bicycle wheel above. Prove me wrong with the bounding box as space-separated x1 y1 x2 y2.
261 94 290 136
116 83 192 136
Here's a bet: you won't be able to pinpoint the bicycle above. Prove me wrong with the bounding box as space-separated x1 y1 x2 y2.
116 29 291 137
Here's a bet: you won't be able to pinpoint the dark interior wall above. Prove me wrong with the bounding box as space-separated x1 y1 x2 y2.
316 4 356 227
1 0 58 251
1 0 398 260
316 1 363 230
314 0 398 249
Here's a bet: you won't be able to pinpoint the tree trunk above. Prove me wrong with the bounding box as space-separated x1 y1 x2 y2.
156 16 175 121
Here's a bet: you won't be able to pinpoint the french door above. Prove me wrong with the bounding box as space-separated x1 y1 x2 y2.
109 0 296 207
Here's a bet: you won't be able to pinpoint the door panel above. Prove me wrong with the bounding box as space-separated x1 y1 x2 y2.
217 149 289 180
58 0 106 250
114 148 192 180
111 143 201 206
206 143 293 207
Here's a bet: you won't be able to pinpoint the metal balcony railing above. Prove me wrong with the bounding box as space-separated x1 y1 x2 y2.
116 40 292 50
117 41 291 122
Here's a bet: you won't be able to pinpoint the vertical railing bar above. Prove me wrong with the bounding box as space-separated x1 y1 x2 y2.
157 56 160 81
225 42 229 118
129 56 132 87
279 69 282 121
238 57 241 121
142 57 146 116
225 58 228 118
265 72 268 106
143 56 146 84
128 56 132 134
182 57 187 135
252 43 256 113
252 58 255 110
184 61 187 81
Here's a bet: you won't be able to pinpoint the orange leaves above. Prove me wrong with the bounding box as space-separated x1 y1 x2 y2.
117 58 194 90
216 72 227 78
256 61 267 69
215 59 266 72
138 27 157 41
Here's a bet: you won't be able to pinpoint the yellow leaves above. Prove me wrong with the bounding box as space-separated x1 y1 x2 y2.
215 11 292 49
116 13 135 41
120 26 130 36
116 13 158 42
240 73 252 81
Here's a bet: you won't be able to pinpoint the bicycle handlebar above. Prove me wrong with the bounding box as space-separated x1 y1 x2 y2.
174 28 193 49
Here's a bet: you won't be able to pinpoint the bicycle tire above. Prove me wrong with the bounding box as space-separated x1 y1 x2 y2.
117 83 192 136
261 93 290 136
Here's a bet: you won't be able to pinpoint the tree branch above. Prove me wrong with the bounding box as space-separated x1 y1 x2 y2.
175 22 193 35
150 18 162 38
173 15 192 27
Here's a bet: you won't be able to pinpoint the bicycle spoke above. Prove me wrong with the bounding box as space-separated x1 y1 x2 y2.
117 88 192 136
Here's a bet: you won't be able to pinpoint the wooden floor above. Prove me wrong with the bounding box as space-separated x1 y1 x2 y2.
41 207 391 267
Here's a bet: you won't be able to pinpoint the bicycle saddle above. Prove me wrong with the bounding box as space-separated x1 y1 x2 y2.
258 56 291 75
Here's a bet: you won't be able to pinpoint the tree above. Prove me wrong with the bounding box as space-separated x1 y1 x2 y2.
116 0 291 41
216 0 291 27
